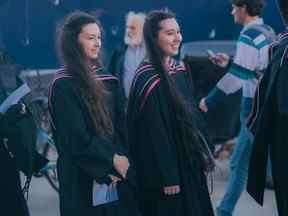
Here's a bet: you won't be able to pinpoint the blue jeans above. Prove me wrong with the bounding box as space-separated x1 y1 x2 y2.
217 102 253 216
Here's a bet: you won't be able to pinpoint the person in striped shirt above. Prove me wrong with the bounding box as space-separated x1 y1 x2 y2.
199 0 275 215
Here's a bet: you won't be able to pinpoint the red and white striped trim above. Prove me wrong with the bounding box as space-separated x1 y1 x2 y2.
140 78 161 110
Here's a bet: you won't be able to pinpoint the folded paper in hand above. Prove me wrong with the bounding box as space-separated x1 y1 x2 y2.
92 182 118 206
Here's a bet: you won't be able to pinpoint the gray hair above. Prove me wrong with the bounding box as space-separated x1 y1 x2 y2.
126 11 146 25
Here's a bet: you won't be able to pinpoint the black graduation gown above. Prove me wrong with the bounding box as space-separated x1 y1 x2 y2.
247 31 288 216
48 68 139 216
127 60 214 216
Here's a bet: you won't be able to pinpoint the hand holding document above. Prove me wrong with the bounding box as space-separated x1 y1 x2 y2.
92 181 119 206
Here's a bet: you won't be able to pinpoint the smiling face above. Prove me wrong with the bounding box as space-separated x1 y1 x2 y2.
157 18 182 58
78 23 101 60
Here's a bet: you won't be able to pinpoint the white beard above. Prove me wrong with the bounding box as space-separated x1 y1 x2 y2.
124 34 143 47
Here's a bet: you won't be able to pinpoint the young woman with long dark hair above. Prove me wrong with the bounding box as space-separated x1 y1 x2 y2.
127 10 214 216
49 11 139 216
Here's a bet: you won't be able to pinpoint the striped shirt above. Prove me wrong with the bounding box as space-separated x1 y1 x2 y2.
205 18 274 115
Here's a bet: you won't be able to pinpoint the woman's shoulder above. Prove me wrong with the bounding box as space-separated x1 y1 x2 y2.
94 67 119 83
48 68 78 101
129 62 161 109
50 69 75 91
131 61 158 90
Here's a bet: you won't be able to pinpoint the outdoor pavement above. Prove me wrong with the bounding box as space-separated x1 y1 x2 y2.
28 159 278 216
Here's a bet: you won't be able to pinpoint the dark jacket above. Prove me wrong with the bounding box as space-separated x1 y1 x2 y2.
247 31 288 207
108 43 128 98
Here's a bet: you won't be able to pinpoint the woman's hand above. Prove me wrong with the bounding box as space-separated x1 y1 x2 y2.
113 154 130 178
108 174 122 187
163 185 181 195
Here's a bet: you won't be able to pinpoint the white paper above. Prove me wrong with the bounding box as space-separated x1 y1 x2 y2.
0 83 31 113
92 182 118 206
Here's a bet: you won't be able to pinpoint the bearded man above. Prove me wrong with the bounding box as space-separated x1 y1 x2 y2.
109 11 146 101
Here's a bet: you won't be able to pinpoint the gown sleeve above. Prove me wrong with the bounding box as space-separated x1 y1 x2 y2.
142 84 180 187
50 80 118 181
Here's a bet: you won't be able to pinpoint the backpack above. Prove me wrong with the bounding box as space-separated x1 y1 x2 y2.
0 82 48 197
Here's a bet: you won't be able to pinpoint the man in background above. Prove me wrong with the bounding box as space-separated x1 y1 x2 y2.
199 0 275 215
109 11 146 101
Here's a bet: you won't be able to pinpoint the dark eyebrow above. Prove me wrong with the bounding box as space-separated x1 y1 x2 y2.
86 33 101 37
163 28 180 33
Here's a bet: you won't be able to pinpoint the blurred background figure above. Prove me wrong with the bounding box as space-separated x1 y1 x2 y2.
0 91 48 216
199 0 275 215
109 11 146 102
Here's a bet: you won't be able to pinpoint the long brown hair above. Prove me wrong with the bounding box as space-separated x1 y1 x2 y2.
57 11 113 138
144 10 209 171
